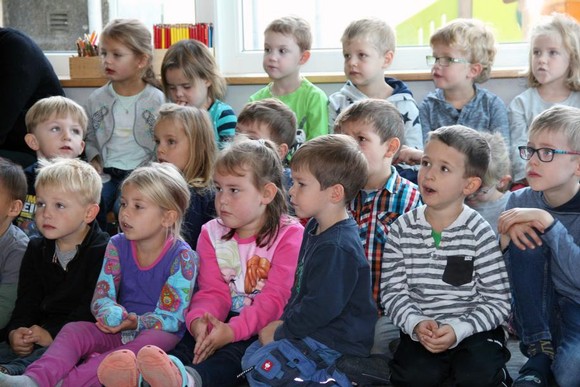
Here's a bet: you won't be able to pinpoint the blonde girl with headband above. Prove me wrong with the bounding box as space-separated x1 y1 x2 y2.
154 103 217 249
508 12 580 186
84 19 166 230
97 137 304 387
161 39 236 149
0 163 198 387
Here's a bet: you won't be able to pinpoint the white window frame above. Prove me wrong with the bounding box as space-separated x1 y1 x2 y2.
46 0 530 78
213 0 530 76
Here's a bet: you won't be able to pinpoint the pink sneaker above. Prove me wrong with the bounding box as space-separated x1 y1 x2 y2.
97 349 139 387
137 345 189 387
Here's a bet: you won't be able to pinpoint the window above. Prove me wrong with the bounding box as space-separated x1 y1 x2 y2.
215 0 539 75
2 0 196 76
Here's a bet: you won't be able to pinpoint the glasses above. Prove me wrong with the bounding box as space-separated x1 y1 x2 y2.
426 55 469 67
518 146 580 162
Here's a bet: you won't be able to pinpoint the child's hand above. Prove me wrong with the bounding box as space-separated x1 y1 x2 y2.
394 146 423 166
191 316 210 347
89 158 103 174
258 320 283 345
421 324 456 353
8 327 35 356
498 208 554 233
193 313 234 364
414 319 438 340
28 325 53 347
96 313 138 334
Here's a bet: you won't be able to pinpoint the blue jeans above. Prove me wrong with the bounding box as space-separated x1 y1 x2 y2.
506 242 559 345
552 296 580 386
0 342 47 375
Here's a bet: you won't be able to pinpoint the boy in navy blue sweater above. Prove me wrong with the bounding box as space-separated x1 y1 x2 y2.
242 134 377 386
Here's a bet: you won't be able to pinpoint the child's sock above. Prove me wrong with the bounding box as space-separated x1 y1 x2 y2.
526 340 554 359
0 373 38 387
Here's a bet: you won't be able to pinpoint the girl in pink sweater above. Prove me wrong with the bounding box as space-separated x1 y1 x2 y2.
98 137 303 386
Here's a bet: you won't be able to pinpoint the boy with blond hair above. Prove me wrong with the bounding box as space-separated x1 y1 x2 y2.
334 99 421 358
330 19 422 153
0 158 109 375
381 125 512 386
498 106 580 387
249 16 328 144
0 159 29 339
420 19 509 146
242 135 377 386
15 96 87 237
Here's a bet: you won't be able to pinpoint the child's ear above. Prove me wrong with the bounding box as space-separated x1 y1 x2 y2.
8 200 23 217
261 182 278 205
497 174 512 192
84 203 100 224
161 209 178 228
383 50 394 68
137 54 150 70
384 137 401 158
329 183 345 204
298 50 311 65
463 176 482 197
24 133 40 151
277 143 289 160
468 63 483 80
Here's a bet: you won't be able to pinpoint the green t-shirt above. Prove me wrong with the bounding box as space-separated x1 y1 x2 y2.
250 78 328 141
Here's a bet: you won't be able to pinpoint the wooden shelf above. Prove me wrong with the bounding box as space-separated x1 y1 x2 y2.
60 67 526 88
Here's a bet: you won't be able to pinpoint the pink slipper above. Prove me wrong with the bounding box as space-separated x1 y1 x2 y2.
137 345 189 387
97 349 139 387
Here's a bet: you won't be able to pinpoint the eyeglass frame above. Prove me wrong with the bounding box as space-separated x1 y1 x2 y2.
426 55 470 67
518 145 580 163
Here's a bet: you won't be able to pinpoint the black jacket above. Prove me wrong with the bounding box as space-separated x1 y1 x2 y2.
6 221 109 339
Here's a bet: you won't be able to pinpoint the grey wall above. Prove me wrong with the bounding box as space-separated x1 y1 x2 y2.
64 77 529 114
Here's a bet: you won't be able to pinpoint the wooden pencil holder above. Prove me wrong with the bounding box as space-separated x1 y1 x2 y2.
69 56 104 79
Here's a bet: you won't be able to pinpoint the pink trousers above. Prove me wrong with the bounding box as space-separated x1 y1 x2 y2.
25 321 181 387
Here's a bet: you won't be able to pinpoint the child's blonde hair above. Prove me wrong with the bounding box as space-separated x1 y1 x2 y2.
265 16 312 52
341 18 396 55
526 13 580 90
430 18 496 83
25 96 88 137
161 39 227 101
121 163 191 240
529 105 580 153
35 158 101 205
291 134 368 203
100 19 160 89
155 103 216 188
480 132 511 188
215 136 287 247
237 99 297 148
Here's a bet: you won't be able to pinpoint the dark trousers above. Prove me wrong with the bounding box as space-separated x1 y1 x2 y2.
170 330 256 387
390 327 511 387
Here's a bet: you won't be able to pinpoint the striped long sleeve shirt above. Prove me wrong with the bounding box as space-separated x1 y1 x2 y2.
349 167 421 314
380 205 511 347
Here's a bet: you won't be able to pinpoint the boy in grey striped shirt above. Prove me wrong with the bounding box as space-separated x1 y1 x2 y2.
380 125 512 387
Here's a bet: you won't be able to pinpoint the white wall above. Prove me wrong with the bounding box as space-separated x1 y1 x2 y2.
64 77 529 114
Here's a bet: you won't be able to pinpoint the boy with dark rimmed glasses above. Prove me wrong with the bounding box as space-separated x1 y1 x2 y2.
498 105 580 387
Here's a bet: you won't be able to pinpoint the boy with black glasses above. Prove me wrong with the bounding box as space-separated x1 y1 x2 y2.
498 105 580 387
